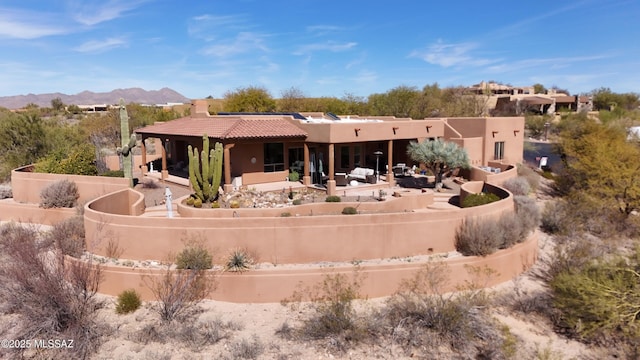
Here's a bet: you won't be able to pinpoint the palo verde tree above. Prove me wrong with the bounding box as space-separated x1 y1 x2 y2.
223 86 276 112
407 139 470 189
557 115 640 216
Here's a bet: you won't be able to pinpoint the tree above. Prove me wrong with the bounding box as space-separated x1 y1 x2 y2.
440 86 488 117
406 139 470 189
0 113 49 179
533 83 547 94
278 86 306 112
51 97 65 112
367 85 420 118
223 86 276 112
557 116 640 216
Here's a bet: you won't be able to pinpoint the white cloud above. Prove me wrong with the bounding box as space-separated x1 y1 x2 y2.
70 0 150 26
485 54 612 73
201 32 269 57
187 14 249 41
74 37 128 53
293 41 357 55
410 41 495 68
0 8 69 39
306 25 344 36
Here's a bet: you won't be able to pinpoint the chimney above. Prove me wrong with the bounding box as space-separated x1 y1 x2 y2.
191 100 210 117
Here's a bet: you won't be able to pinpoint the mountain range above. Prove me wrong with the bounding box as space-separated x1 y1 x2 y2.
0 88 191 109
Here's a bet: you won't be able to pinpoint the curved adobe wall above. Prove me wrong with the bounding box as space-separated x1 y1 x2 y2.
11 165 130 204
177 191 434 218
72 232 537 303
84 188 513 264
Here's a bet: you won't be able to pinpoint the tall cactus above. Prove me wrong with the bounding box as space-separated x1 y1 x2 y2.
117 98 136 187
188 134 223 202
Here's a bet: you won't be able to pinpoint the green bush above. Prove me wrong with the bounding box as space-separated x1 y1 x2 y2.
100 170 124 177
115 289 142 314
341 206 357 215
325 195 341 202
288 171 300 182
35 143 98 176
280 212 292 217
176 245 213 270
40 179 79 208
292 199 302 205
461 192 500 208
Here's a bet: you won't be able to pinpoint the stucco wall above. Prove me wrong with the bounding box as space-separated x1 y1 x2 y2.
72 232 537 303
84 187 513 264
0 200 76 225
11 165 130 204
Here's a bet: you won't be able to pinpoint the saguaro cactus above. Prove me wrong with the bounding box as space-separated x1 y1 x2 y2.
188 134 223 202
116 98 136 187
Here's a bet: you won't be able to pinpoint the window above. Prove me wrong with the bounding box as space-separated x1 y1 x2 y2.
340 146 350 169
494 141 505 160
264 143 284 172
353 146 361 168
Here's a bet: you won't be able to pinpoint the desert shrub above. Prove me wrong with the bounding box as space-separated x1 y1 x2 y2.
282 271 369 351
225 248 254 272
380 263 506 358
134 318 238 349
140 178 159 188
40 179 79 208
280 212 292 217
541 200 565 234
100 169 124 177
517 164 540 190
115 289 142 314
176 244 213 270
144 265 215 322
461 192 500 208
496 213 523 249
550 251 640 343
0 183 12 199
228 335 265 359
502 177 531 196
292 198 302 205
325 195 341 202
341 206 357 215
45 215 85 257
455 217 501 256
0 223 105 359
35 143 98 176
513 195 540 238
288 171 300 182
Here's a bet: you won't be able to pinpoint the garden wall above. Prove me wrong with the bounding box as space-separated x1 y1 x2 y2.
84 187 513 264
72 232 537 303
11 165 130 204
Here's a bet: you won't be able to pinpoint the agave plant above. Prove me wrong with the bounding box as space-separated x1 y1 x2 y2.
225 248 253 273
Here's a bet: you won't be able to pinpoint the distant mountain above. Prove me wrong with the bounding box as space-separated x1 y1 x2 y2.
0 87 191 109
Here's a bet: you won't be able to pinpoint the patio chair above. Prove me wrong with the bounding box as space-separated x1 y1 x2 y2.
335 173 348 186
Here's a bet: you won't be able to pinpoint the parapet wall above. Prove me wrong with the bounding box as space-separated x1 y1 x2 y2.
84 187 514 264
11 165 130 204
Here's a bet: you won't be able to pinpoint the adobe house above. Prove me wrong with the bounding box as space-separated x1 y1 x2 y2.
135 100 524 195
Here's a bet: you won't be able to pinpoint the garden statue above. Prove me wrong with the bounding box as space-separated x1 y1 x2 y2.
164 187 173 218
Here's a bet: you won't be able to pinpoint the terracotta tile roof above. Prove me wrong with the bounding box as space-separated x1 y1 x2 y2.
135 116 307 140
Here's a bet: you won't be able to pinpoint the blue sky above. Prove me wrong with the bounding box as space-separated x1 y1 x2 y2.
1 0 639 100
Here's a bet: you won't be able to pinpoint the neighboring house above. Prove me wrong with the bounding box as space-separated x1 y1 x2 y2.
135 100 524 195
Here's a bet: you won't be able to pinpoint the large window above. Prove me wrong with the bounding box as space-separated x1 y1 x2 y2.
494 141 505 160
353 145 361 168
340 146 350 169
264 143 284 172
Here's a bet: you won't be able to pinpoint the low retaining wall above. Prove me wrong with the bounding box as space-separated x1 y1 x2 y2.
0 199 76 225
11 165 130 204
74 232 537 303
84 188 513 264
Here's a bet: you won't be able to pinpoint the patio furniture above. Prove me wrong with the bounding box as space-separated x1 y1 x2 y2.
348 167 375 183
335 173 348 186
392 163 410 177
